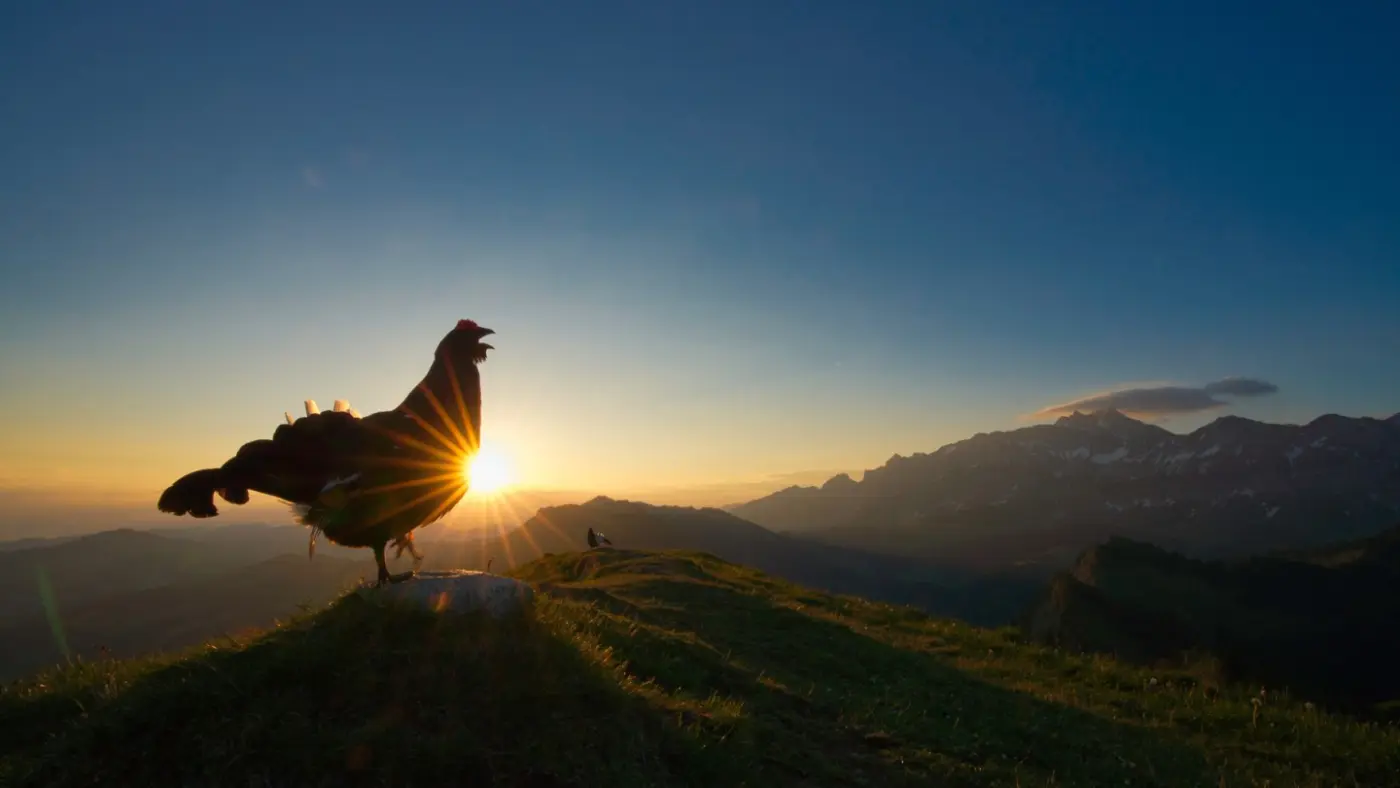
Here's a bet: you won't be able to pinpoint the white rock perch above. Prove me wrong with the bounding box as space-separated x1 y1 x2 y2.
365 570 536 618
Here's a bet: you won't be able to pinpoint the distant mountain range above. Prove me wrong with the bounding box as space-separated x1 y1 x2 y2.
729 410 1400 568
0 529 374 680
0 527 341 624
1021 523 1400 718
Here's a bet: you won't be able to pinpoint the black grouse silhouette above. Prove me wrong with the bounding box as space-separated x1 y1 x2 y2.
586 527 613 549
157 319 495 586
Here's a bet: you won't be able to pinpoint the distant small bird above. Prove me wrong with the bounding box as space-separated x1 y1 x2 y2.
586 527 613 549
156 319 496 586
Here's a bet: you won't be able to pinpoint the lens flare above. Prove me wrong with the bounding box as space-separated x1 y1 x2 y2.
465 445 513 496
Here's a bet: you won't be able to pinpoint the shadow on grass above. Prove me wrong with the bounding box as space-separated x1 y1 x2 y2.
558 576 1222 787
1 593 743 788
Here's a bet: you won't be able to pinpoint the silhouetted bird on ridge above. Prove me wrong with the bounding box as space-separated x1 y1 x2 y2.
157 319 496 586
586 527 613 549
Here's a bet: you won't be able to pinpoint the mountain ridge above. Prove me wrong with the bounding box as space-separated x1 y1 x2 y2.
728 409 1400 566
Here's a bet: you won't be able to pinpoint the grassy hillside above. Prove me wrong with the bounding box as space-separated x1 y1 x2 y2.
3 550 1397 787
1022 527 1400 718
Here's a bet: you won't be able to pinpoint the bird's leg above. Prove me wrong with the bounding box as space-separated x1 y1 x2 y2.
372 545 414 585
373 543 392 587
388 534 423 582
404 533 425 572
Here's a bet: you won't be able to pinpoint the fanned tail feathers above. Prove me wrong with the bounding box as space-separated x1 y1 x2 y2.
157 468 226 517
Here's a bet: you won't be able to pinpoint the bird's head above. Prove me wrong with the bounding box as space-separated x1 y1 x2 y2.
438 319 496 365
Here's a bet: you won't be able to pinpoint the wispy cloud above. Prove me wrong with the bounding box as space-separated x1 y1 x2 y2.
301 166 324 189
1032 377 1280 419
1202 377 1279 397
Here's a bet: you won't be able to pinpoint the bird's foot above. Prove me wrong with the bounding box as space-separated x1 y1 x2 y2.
386 570 417 585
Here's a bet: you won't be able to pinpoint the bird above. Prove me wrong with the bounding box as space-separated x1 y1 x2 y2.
156 319 496 586
586 527 613 549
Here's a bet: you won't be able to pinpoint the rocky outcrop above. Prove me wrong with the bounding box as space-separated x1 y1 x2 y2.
366 571 536 617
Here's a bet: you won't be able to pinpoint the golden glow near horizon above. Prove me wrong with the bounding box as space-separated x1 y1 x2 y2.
465 444 514 496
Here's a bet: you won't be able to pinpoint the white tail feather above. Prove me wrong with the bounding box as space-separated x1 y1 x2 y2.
305 399 319 416
348 407 362 418
333 399 351 413
319 473 362 494
285 411 294 425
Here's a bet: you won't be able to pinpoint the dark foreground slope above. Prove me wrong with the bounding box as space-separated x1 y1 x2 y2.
3 551 1397 787
1022 525 1400 717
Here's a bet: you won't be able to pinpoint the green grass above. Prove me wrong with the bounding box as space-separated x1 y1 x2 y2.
3 549 1397 787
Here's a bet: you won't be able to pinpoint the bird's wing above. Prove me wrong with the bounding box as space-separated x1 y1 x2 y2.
222 410 401 505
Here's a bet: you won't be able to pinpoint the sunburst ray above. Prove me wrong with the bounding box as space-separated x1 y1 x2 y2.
487 491 535 529
528 508 576 555
399 405 471 463
375 455 464 473
416 378 470 454
353 470 465 498
494 515 519 569
444 354 480 451
416 485 468 530
362 420 464 467
512 512 544 561
360 480 466 533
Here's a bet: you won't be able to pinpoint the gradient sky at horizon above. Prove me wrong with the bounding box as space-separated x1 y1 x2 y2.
2 1 1398 518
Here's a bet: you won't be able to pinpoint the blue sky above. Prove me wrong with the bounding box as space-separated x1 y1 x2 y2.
1 1 1397 515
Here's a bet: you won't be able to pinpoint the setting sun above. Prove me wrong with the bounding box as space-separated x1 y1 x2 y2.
465 445 514 496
